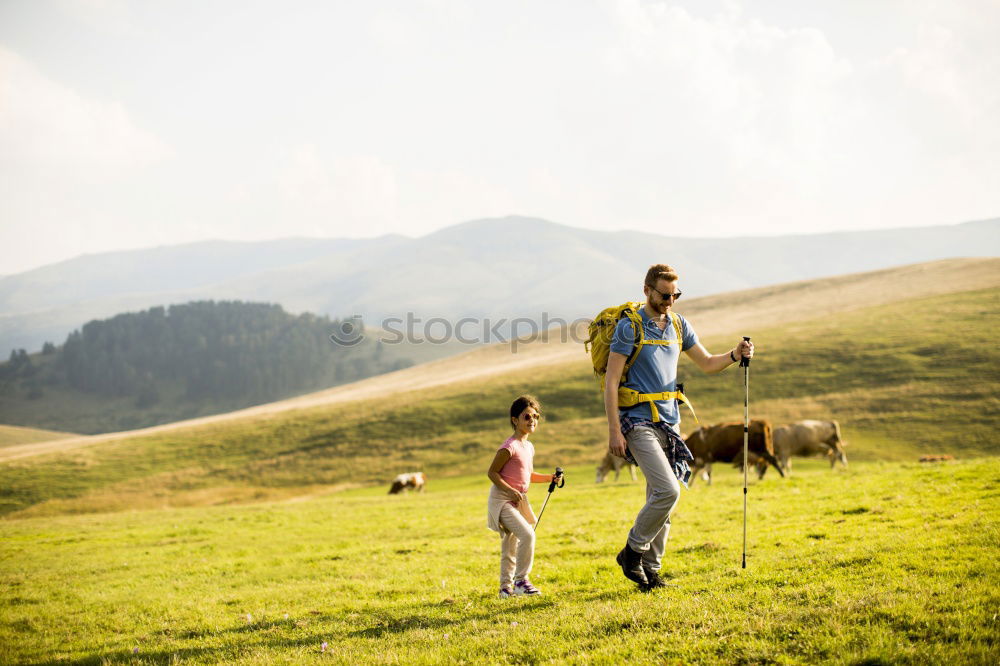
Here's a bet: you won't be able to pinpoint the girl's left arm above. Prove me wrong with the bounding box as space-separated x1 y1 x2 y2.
530 472 555 483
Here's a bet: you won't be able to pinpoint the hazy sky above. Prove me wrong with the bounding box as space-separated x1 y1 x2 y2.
1 0 998 275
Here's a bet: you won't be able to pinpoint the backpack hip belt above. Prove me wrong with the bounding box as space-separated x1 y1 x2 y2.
617 386 699 424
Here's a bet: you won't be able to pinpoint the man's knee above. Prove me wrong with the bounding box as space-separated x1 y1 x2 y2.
649 483 680 510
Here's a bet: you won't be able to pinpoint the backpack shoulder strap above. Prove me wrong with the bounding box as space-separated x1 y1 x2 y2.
670 312 684 348
621 305 645 378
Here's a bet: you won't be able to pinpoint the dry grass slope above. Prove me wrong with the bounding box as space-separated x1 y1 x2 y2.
0 424 78 449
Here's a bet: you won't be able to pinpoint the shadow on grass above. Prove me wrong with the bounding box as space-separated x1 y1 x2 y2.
348 596 558 638
31 599 562 665
30 632 334 666
31 627 355 666
347 613 455 638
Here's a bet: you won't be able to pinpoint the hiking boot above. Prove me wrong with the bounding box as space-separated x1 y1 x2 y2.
499 586 514 599
616 543 648 587
642 566 667 590
513 578 541 596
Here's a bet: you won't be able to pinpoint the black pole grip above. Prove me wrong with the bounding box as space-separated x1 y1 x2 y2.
740 336 752 367
548 466 564 492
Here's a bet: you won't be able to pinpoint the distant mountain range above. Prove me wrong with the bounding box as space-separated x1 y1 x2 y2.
2 216 997 352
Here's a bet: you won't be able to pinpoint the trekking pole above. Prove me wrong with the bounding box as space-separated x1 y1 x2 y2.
533 467 564 532
741 336 751 569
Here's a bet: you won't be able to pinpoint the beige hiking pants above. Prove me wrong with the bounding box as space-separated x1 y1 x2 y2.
498 503 536 587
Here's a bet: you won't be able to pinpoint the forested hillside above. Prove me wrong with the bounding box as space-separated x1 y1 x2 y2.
0 301 417 433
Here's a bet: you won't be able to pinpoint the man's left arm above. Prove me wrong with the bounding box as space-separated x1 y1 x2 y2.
685 338 754 374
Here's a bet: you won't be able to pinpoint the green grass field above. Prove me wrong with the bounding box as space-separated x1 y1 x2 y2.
1 287 997 518
2 458 998 664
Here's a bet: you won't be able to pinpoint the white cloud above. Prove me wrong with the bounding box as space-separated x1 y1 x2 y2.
605 0 853 169
277 146 400 235
0 47 170 172
591 1 855 231
879 21 999 156
590 0 999 234
369 8 421 50
270 144 527 238
401 167 517 231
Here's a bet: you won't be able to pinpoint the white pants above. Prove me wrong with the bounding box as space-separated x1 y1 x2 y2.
498 503 536 586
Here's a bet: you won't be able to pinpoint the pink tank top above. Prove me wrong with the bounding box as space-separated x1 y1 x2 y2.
498 436 534 493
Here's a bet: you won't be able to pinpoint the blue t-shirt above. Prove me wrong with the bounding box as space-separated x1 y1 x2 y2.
610 306 698 424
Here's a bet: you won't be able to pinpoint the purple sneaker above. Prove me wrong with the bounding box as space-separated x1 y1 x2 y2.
499 586 514 599
513 578 541 596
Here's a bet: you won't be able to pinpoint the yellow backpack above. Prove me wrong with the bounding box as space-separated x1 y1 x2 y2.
585 302 698 424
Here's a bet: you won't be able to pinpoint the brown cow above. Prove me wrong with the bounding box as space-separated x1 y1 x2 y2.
685 420 783 485
596 451 638 483
388 472 426 494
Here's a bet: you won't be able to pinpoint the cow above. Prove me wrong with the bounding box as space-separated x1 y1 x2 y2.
685 420 783 485
773 420 848 474
596 451 638 483
388 472 426 494
739 419 848 476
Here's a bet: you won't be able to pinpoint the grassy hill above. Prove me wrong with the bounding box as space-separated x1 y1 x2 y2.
1 277 996 518
5 257 996 458
1 458 997 663
0 258 1000 461
0 424 78 449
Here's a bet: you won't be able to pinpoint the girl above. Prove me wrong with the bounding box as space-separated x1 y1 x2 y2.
486 395 561 598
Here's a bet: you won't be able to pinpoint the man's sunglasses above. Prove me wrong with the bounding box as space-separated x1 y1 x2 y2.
649 287 682 301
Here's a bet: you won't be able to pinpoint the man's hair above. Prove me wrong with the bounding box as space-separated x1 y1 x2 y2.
509 394 542 428
645 264 679 287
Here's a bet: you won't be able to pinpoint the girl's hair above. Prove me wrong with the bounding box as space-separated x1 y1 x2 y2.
509 394 542 428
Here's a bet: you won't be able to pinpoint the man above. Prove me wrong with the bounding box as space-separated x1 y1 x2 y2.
606 263 753 590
